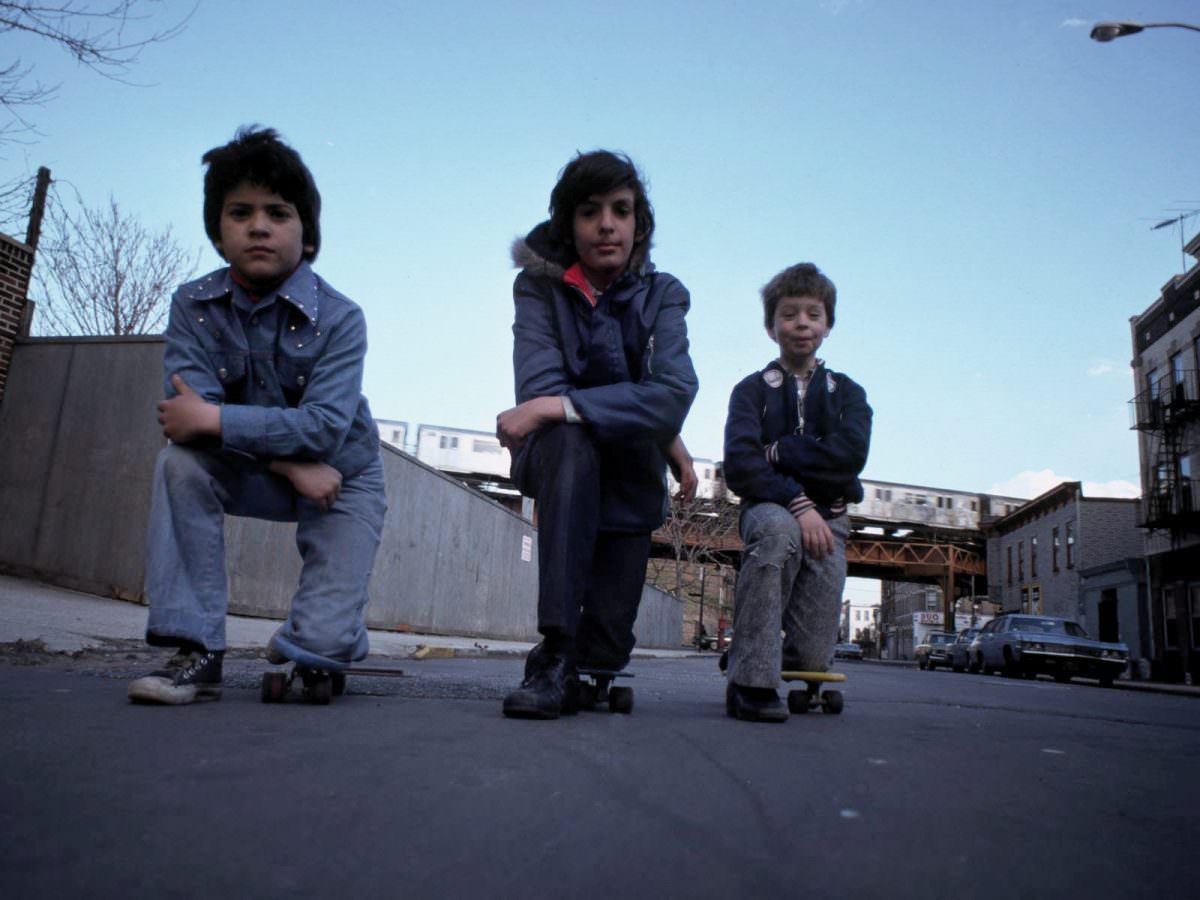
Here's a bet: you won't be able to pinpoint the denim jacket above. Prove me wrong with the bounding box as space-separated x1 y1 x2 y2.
161 262 380 478
510 222 699 530
723 359 871 516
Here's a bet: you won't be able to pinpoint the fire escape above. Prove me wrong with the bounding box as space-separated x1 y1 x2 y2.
1130 369 1200 533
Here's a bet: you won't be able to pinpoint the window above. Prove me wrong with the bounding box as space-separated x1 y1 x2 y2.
1147 366 1163 400
438 435 459 450
925 590 938 611
1065 521 1074 568
1030 585 1041 615
391 429 402 443
1020 588 1029 613
472 439 502 454
1030 535 1038 578
1163 587 1179 649
1018 542 1024 581
1006 546 1013 585
1170 351 1186 401
1052 527 1060 571
970 500 978 512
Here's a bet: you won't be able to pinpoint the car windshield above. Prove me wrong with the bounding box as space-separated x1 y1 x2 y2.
931 634 955 645
1008 617 1087 637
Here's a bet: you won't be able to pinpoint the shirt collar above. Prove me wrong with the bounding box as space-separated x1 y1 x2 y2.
183 261 321 327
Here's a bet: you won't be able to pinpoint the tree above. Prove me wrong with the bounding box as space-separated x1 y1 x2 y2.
648 493 742 644
31 190 196 335
1 0 190 141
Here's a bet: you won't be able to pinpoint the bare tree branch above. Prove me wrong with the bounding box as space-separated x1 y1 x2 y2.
30 185 198 336
0 1 193 141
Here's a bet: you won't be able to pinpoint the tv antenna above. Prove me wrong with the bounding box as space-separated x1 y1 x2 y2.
1150 208 1200 273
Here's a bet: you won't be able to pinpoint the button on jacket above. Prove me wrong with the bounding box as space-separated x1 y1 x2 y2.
162 262 380 478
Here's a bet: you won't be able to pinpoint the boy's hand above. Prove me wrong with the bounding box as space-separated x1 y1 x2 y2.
666 435 698 502
496 396 564 452
158 374 221 442
796 508 835 560
269 460 342 512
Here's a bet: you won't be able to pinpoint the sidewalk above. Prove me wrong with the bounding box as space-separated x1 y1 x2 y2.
0 573 696 661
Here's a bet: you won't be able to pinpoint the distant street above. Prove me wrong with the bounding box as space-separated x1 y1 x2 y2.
2 654 1197 899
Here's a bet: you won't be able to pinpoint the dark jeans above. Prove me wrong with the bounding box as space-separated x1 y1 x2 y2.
515 424 651 670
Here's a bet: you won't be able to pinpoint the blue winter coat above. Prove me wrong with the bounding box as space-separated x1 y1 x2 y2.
723 360 871 515
509 223 699 531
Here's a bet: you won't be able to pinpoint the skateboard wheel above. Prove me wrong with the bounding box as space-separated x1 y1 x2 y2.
305 677 332 705
261 671 287 703
331 672 346 697
608 685 634 715
822 689 844 715
577 681 597 711
787 689 809 714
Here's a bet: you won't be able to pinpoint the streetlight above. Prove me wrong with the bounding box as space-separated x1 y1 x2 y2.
1090 21 1200 42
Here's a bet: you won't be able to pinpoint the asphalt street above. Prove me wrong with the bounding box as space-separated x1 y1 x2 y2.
2 653 1197 900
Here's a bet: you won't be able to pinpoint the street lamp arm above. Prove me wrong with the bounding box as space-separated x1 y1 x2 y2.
1090 21 1200 42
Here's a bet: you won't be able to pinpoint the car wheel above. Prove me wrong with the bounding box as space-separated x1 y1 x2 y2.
1098 674 1115 689
1002 647 1020 679
918 658 928 670
1054 673 1071 684
968 656 981 674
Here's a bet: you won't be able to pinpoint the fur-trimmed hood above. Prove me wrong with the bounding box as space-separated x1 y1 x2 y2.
510 220 653 281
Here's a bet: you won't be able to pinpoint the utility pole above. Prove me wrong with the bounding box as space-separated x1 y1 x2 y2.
25 168 51 251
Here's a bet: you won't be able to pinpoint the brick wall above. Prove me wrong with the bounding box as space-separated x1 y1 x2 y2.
0 233 34 403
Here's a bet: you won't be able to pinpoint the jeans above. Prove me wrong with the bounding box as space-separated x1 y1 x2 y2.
514 424 651 670
143 443 386 667
727 503 849 689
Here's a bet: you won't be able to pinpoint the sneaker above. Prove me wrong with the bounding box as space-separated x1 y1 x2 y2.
128 648 223 705
503 649 578 720
726 682 788 723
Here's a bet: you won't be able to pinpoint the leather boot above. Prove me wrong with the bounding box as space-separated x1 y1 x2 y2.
503 648 579 719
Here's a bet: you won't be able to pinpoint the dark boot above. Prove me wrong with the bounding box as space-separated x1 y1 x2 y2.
503 647 579 720
726 682 788 723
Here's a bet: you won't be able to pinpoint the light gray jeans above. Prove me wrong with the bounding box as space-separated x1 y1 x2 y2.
727 503 849 690
143 443 387 667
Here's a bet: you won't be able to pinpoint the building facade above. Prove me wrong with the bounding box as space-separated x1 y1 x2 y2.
1129 233 1200 682
984 482 1144 661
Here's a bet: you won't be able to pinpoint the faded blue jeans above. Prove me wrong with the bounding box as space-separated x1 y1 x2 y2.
143 443 387 668
727 503 849 690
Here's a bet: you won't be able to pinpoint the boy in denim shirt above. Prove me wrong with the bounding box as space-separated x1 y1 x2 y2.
722 263 871 722
128 127 386 704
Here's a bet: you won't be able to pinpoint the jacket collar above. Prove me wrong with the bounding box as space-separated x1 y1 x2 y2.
181 261 321 327
510 220 655 285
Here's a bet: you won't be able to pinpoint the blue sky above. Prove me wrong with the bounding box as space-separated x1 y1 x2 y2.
4 0 1198 511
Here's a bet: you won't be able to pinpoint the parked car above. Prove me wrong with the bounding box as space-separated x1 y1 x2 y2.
834 642 864 660
916 632 957 670
970 614 1129 686
948 628 980 672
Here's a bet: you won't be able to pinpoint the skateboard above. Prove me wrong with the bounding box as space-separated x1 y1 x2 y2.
260 663 407 705
781 670 846 715
576 667 634 714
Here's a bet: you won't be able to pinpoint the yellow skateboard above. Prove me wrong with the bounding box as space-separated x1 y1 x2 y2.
781 670 846 715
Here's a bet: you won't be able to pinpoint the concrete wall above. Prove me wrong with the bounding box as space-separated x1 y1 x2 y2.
0 337 682 647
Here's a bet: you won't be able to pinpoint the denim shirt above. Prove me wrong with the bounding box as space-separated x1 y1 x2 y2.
161 262 380 478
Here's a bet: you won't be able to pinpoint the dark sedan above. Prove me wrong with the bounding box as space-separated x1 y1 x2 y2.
971 614 1128 686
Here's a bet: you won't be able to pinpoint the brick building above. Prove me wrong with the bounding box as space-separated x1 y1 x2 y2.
984 482 1143 655
1129 232 1200 682
0 232 35 404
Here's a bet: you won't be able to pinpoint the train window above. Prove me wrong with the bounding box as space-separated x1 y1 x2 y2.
472 440 502 454
439 436 458 450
